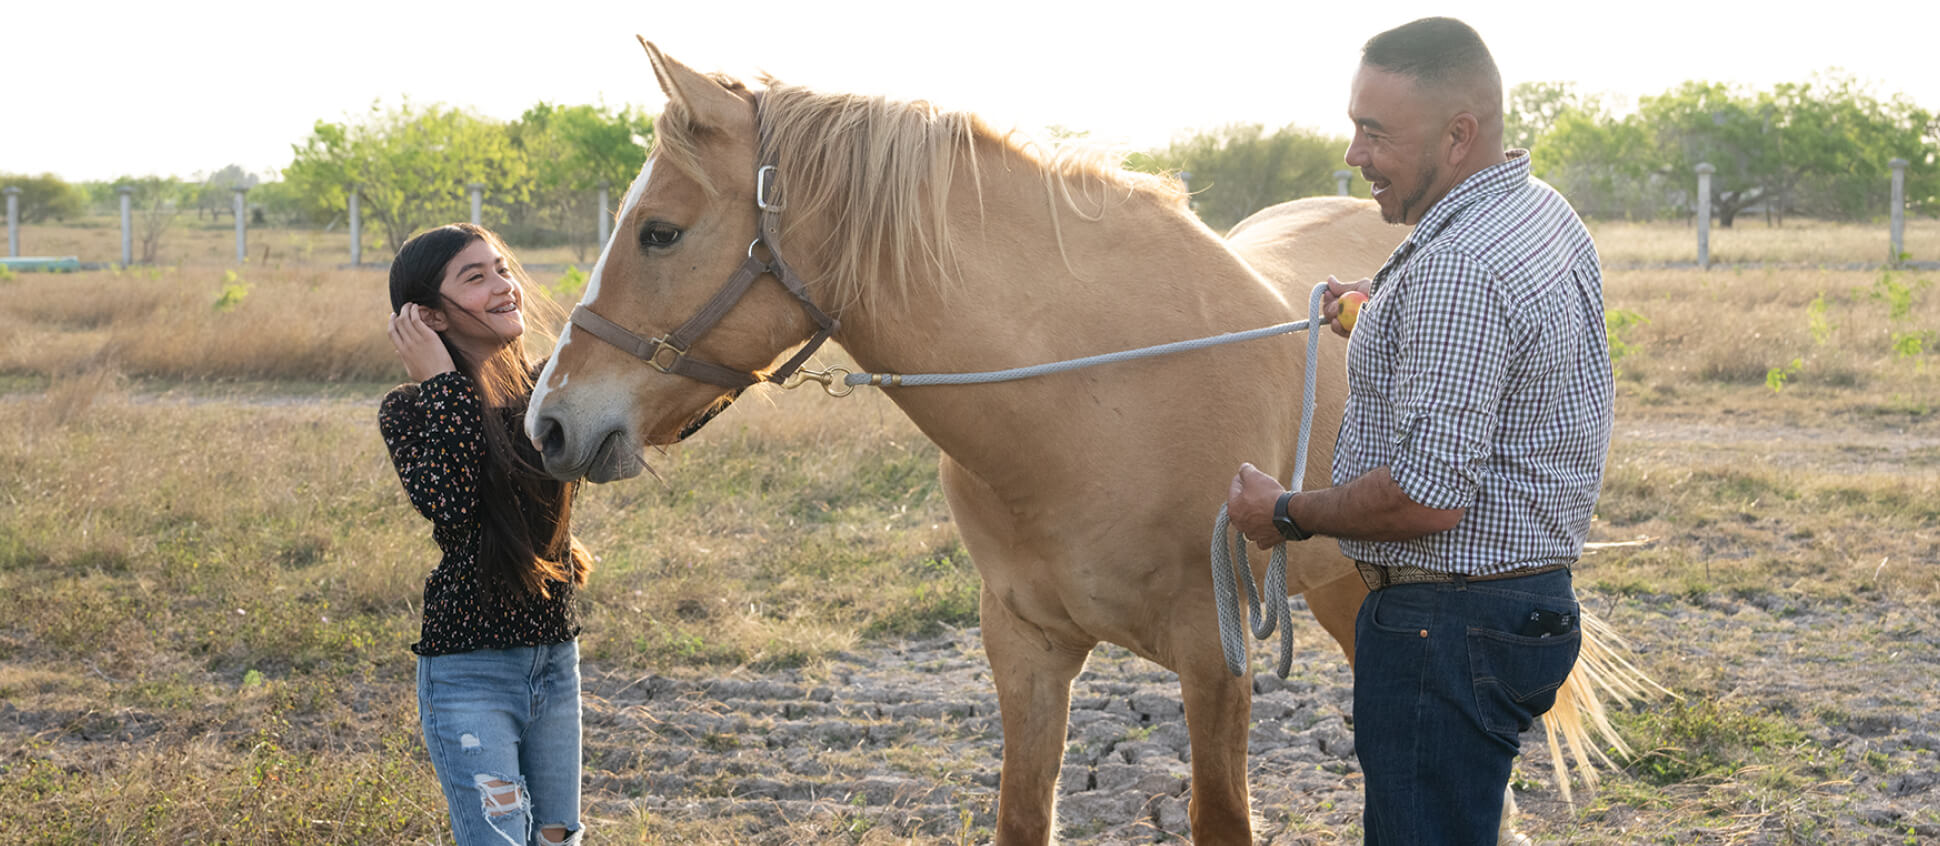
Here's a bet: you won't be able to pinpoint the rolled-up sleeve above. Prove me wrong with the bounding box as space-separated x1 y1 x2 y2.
1386 250 1510 511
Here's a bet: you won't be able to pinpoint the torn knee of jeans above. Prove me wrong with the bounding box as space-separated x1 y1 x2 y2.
538 824 583 845
473 773 527 818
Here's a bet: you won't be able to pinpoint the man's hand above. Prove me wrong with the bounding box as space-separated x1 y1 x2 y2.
1227 462 1288 550
389 304 456 382
1322 275 1374 338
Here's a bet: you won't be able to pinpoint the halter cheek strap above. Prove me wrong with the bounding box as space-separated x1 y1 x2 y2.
569 158 840 391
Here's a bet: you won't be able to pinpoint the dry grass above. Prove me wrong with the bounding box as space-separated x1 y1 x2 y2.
11 214 1938 270
1590 216 1940 266
5 216 603 268
2 219 1936 842
0 263 595 385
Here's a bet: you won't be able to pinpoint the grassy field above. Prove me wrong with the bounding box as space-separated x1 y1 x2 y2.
1 220 1936 842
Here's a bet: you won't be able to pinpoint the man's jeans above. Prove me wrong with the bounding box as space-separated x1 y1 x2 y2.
1352 568 1580 845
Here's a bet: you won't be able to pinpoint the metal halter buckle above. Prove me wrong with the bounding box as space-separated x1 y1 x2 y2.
756 165 782 213
648 338 688 373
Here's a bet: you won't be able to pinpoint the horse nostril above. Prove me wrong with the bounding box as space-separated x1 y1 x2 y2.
533 415 565 460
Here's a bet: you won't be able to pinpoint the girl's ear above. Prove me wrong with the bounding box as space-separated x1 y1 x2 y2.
418 304 451 332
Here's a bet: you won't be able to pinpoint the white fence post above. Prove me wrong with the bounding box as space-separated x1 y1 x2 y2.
233 186 248 264
1335 169 1353 196
469 183 484 226
1695 163 1715 269
118 185 134 266
4 187 18 258
597 180 611 248
348 186 362 267
1890 157 1908 265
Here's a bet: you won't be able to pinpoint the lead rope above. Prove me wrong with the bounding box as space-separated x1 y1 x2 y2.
1210 282 1329 679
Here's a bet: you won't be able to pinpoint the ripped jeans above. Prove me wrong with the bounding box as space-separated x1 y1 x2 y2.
418 642 584 845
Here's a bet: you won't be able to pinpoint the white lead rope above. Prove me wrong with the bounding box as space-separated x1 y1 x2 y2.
1209 283 1328 678
807 283 1335 679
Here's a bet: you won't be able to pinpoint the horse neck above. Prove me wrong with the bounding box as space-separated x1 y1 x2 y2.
827 143 1275 379
814 143 1288 481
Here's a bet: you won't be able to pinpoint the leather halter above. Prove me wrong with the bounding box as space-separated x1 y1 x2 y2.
568 129 839 391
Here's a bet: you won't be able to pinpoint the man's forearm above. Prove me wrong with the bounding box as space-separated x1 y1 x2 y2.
1292 466 1463 542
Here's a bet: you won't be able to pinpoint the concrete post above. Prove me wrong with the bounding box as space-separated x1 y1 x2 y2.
233 186 248 263
1335 169 1353 196
1893 157 1908 263
118 185 134 266
348 186 362 267
469 183 484 226
4 187 19 258
1695 163 1715 269
597 180 611 248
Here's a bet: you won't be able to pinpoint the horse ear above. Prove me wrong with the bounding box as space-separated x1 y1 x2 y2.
638 37 742 132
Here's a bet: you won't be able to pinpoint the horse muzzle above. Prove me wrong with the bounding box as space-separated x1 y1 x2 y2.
530 415 642 483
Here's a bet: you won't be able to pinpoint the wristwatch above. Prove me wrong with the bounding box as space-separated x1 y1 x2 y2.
1272 491 1312 541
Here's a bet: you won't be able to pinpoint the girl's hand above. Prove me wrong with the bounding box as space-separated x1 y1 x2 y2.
388 304 456 382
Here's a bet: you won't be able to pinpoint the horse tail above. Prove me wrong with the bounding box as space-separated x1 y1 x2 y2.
1538 607 1679 804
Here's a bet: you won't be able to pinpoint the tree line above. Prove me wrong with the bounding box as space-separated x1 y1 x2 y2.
6 71 1935 253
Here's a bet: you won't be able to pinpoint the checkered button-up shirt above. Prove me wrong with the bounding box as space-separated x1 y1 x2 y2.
1333 151 1613 576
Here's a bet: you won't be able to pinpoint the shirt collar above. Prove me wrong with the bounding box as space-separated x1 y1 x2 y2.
1408 149 1531 246
1371 149 1530 287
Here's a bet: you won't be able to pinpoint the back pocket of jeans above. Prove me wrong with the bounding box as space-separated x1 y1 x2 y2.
1468 627 1581 737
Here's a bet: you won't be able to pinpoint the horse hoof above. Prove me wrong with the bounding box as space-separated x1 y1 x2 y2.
1498 831 1534 846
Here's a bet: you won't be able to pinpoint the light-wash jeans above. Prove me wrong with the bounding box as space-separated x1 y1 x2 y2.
418 642 584 846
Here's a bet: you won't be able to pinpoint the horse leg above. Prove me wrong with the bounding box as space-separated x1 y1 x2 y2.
980 582 1093 846
1172 622 1256 845
1302 567 1368 669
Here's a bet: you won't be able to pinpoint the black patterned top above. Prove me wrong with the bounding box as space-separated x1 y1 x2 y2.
379 370 580 656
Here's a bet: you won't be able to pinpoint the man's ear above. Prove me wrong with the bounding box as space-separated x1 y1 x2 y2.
1445 112 1479 166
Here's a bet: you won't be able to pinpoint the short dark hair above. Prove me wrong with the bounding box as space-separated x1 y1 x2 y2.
1361 17 1500 96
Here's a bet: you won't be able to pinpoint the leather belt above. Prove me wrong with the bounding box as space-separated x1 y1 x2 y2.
1354 560 1571 591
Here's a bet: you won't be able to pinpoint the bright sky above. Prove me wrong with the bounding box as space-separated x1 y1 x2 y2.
11 1 1937 185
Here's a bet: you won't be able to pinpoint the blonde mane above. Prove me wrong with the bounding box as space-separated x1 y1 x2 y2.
651 74 1188 312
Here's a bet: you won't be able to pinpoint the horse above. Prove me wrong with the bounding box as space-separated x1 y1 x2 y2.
527 41 1643 844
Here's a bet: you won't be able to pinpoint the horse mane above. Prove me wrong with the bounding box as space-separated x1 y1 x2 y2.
650 73 1189 313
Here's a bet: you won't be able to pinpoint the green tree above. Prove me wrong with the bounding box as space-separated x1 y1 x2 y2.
1764 74 1937 221
1635 81 1779 227
1505 81 1599 153
1534 109 1662 219
284 100 531 253
510 102 653 261
186 165 260 222
1136 123 1353 232
0 172 87 223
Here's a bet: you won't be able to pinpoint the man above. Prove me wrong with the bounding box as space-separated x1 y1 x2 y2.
1226 17 1614 845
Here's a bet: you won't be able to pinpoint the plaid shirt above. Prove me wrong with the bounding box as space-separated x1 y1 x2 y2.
1333 151 1613 576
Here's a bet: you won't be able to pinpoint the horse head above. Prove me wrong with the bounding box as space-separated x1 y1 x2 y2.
527 41 836 482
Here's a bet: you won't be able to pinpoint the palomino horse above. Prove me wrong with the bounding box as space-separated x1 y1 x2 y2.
529 42 1636 844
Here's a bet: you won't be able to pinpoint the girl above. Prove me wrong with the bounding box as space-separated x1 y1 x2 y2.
380 223 589 845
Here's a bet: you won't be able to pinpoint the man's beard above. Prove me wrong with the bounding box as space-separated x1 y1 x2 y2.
1387 158 1440 225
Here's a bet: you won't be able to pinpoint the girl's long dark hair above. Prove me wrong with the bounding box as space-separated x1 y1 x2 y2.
389 223 591 602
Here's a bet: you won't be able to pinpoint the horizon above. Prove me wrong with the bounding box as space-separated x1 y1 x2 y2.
11 1 1938 185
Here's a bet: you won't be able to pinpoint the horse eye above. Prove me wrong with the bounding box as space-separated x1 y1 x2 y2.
639 222 683 250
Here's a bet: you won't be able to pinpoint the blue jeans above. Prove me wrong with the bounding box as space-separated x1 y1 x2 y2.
418 642 585 846
1352 569 1580 845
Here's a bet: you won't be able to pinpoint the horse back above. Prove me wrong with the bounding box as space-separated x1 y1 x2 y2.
1224 196 1405 293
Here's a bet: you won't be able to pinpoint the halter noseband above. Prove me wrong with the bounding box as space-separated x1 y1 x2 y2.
567 108 839 391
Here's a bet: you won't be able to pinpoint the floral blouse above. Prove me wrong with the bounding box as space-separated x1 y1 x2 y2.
379 370 579 656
